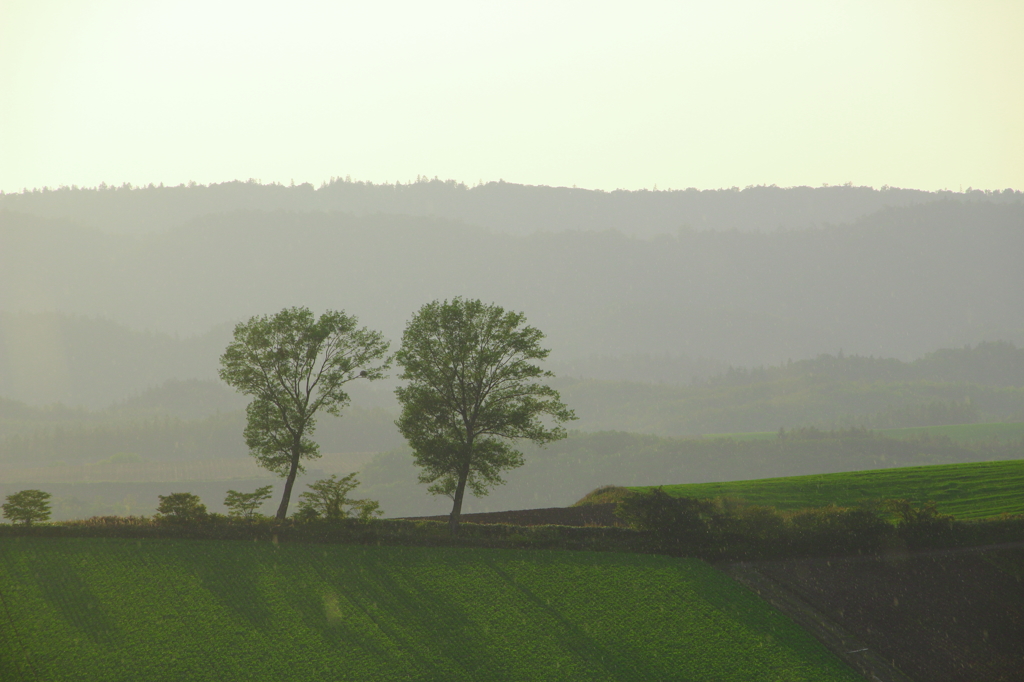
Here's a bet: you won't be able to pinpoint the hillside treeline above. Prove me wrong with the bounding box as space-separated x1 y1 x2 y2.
708 342 1024 388
6 179 1018 236
2 342 1023 466
558 374 1024 436
0 316 232 408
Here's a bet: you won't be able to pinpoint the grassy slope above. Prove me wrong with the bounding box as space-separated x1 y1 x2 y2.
0 539 860 682
641 459 1024 519
705 421 1024 443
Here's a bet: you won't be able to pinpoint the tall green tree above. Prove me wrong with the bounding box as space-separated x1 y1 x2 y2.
219 307 389 520
395 298 575 534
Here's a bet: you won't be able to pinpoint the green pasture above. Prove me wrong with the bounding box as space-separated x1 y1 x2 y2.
640 459 1024 519
703 421 1024 443
0 539 860 682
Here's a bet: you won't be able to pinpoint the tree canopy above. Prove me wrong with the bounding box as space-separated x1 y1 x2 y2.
395 298 575 534
219 307 389 520
224 485 274 522
2 489 52 526
295 473 382 522
156 492 207 524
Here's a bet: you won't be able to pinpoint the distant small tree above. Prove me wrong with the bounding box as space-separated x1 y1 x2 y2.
224 485 274 522
2 490 52 526
156 493 208 523
294 473 382 522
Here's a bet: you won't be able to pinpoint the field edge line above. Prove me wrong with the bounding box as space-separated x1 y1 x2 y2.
717 562 914 682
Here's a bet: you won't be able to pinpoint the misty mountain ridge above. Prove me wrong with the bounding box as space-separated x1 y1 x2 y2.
3 303 1023 414
706 342 1024 388
2 200 1022 368
0 312 232 409
108 379 248 421
2 178 1020 237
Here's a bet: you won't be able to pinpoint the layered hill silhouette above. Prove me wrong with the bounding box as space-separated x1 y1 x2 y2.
5 178 1019 236
2 195 1022 373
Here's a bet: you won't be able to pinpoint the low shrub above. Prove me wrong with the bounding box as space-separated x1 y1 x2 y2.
224 485 273 522
786 505 892 555
294 474 383 522
730 505 787 543
614 489 894 559
615 487 719 552
880 498 956 545
156 493 208 524
573 485 633 507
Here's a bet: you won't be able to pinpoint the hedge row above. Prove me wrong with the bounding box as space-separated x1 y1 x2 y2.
1 503 1021 561
615 488 1024 559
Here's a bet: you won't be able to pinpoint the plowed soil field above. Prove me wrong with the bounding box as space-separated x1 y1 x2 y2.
749 545 1024 681
404 503 624 527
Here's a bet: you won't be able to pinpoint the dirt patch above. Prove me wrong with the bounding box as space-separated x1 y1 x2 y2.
745 546 1024 681
402 503 625 527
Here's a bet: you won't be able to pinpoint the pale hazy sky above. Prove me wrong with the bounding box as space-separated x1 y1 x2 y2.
2 0 1022 193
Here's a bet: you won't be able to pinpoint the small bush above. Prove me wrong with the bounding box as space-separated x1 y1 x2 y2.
295 474 383 522
788 505 891 554
882 498 954 527
733 505 786 542
882 498 955 544
616 488 719 551
224 485 273 522
156 493 208 524
615 488 897 558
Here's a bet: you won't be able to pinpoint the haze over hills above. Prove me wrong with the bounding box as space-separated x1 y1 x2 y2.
2 179 1022 518
2 341 1022 463
5 179 1020 236
2 190 1022 378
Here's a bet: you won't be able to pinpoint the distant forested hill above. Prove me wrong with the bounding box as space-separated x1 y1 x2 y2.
0 313 230 408
705 342 1024 388
556 375 1024 437
553 343 1024 436
2 200 1022 379
4 179 1018 236
2 343 1022 470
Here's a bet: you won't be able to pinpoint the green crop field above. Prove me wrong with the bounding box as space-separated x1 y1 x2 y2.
640 459 1024 519
0 539 860 682
703 421 1024 443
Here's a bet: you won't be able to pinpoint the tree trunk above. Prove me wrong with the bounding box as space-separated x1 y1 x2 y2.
276 446 302 521
448 452 473 536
